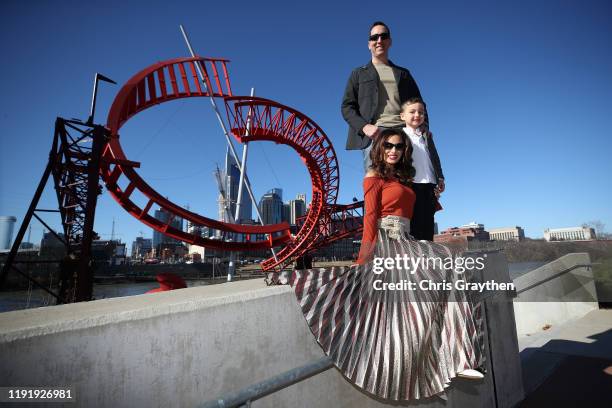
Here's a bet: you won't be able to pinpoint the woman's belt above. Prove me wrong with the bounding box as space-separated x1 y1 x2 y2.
377 215 411 240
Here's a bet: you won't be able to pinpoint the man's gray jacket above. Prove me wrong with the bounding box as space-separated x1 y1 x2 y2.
341 60 423 150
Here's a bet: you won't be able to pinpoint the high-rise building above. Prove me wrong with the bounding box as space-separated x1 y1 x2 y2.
152 208 183 254
259 189 283 225
0 216 16 250
185 222 217 259
39 231 67 258
218 148 252 224
289 197 306 225
131 237 153 259
217 192 228 226
269 188 283 201
19 242 34 250
282 203 291 224
201 226 215 238
186 221 202 237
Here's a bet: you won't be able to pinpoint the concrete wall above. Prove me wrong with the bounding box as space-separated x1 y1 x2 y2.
466 250 524 408
512 253 598 337
0 252 523 408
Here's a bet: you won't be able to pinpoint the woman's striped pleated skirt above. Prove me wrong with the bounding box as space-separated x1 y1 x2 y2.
273 216 486 401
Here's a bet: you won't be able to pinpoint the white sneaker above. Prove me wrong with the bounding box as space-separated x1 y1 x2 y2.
457 369 484 379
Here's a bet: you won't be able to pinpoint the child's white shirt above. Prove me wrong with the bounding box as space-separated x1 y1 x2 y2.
403 126 436 184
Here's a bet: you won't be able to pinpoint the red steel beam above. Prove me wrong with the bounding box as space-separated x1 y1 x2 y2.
102 57 352 269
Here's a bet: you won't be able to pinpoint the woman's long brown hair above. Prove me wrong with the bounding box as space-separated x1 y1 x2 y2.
369 128 415 185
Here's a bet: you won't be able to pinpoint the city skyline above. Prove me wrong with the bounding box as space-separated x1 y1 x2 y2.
1 1 611 254
1 181 603 255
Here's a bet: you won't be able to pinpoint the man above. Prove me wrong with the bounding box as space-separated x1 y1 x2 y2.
342 21 445 241
341 21 425 171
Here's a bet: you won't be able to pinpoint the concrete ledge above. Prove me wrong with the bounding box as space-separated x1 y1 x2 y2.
0 257 523 407
0 280 431 407
0 279 284 343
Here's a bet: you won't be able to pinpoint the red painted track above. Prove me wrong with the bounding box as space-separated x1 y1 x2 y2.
224 96 339 270
101 57 345 270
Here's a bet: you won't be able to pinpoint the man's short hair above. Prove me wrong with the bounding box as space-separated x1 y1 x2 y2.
369 21 391 37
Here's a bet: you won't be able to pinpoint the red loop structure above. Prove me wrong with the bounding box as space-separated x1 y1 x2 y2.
224 96 339 270
101 56 355 271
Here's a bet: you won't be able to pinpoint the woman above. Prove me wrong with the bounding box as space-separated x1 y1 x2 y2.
280 129 484 401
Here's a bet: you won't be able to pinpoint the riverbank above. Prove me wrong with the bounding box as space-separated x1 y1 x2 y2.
0 275 262 313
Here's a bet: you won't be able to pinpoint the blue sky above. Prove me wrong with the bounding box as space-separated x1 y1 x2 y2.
1 0 611 251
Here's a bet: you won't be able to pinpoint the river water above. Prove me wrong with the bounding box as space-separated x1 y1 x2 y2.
0 262 547 313
0 279 219 313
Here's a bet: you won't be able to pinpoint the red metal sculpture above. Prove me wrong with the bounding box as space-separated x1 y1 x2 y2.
102 56 361 271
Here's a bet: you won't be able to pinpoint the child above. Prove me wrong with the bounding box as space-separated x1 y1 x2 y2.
400 97 444 241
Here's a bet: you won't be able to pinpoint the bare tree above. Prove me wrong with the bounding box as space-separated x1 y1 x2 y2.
582 220 609 239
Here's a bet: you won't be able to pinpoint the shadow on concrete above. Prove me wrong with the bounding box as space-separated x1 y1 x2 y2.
595 279 612 308
519 328 612 407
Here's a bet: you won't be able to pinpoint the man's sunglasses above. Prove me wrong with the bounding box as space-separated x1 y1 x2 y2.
369 33 390 42
383 142 406 150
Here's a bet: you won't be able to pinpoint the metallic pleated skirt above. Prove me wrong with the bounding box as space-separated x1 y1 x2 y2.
274 215 486 400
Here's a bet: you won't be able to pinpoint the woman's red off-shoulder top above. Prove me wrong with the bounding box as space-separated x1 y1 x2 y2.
356 176 416 264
